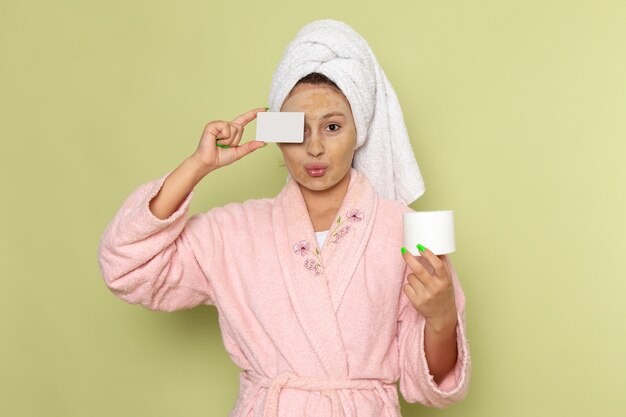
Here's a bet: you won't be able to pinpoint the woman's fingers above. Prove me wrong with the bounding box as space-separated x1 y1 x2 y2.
229 122 244 147
233 141 266 160
228 108 267 147
211 122 243 147
196 108 268 170
418 247 448 281
401 249 435 290
205 120 230 142
232 107 267 127
213 108 267 145
217 141 265 167
404 272 427 302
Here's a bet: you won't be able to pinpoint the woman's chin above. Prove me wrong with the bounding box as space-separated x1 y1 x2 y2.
299 181 328 192
295 176 334 192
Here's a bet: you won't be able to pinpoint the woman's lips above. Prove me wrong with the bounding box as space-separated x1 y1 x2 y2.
306 167 327 177
304 164 328 177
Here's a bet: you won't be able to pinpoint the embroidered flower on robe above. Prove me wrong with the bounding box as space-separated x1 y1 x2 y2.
331 225 351 245
293 208 365 276
293 240 324 276
304 258 323 276
293 240 310 256
347 209 364 222
329 209 364 245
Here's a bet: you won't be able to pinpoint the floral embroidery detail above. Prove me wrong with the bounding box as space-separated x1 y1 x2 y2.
346 209 364 222
293 240 324 276
305 258 323 276
292 208 364 276
331 225 351 245
293 240 310 256
329 209 364 245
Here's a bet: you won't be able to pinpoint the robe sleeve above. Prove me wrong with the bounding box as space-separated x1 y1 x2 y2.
97 171 218 311
396 254 472 408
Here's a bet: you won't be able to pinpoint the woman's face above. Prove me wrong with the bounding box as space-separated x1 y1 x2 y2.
278 83 357 192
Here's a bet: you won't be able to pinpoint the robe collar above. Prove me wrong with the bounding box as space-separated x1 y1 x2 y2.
271 168 379 376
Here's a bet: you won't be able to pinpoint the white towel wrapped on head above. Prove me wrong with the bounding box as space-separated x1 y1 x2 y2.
268 19 425 205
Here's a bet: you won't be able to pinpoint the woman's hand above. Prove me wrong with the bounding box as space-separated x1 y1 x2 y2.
401 246 458 331
191 107 268 174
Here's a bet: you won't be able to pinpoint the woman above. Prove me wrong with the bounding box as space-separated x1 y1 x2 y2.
98 20 471 417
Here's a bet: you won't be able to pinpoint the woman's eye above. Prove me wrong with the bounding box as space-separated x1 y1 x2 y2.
327 123 341 132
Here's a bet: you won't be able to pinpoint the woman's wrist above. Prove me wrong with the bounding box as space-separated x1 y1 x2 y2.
186 153 215 180
425 310 458 334
148 157 209 220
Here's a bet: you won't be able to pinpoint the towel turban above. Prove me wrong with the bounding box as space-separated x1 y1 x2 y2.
268 19 425 205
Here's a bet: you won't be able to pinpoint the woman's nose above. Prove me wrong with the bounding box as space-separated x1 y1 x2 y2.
305 132 325 157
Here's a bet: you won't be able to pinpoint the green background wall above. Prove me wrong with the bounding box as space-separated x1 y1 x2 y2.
1 1 624 416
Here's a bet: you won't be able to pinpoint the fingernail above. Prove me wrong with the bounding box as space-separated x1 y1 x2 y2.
216 143 230 148
401 247 407 254
416 244 426 252
260 143 268 147
265 106 270 111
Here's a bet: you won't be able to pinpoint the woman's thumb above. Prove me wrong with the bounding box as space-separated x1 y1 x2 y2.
224 141 267 165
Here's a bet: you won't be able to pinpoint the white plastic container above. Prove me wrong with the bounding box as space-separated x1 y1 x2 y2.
403 210 456 256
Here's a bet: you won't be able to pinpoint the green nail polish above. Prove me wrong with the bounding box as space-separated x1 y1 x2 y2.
216 143 230 148
265 106 270 111
401 247 407 254
416 243 426 252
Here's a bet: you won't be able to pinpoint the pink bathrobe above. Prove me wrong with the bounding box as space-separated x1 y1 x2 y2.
97 167 471 417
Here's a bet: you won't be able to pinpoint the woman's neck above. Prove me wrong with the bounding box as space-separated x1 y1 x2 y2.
300 170 352 232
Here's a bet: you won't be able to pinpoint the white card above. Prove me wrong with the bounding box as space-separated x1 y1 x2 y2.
255 112 304 143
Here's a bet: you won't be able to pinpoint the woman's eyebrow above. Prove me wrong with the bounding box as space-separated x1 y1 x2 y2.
320 111 346 119
303 111 346 125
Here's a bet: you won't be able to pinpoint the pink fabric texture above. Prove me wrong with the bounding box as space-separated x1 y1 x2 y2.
97 168 472 417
